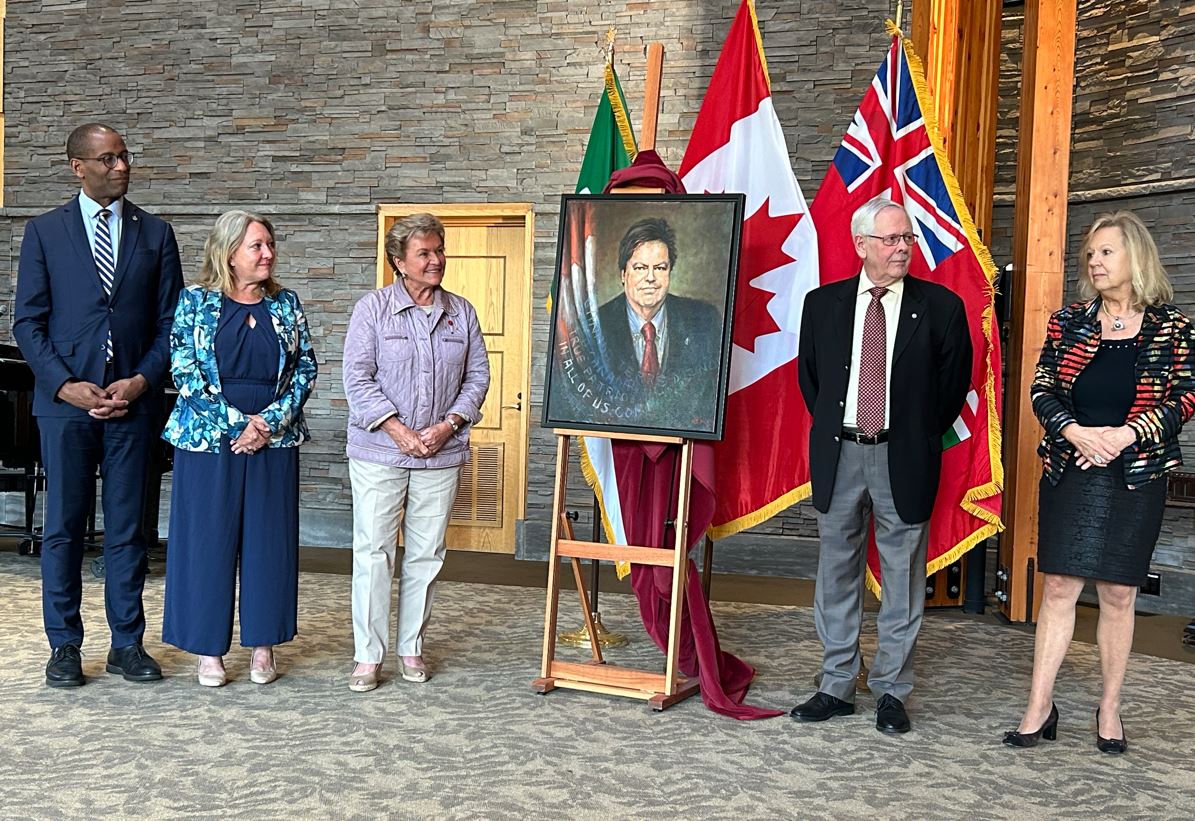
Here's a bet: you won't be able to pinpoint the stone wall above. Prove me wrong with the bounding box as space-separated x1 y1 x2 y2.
2 1 1193 612
990 0 1195 614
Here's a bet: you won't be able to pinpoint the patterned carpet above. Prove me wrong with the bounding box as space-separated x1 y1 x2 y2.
0 551 1192 820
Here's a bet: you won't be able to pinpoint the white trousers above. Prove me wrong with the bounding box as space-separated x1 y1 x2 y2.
349 458 462 661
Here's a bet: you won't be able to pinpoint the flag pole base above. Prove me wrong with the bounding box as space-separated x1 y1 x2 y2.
558 612 629 648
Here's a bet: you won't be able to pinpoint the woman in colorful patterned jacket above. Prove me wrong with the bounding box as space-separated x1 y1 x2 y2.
342 212 489 692
1004 211 1195 753
161 210 318 688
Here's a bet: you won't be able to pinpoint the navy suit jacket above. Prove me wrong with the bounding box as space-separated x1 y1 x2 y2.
596 293 721 384
13 196 184 418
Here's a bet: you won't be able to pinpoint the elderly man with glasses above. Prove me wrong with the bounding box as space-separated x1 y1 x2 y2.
790 196 972 735
14 123 183 688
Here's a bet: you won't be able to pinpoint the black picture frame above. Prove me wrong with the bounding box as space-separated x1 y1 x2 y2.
542 193 745 440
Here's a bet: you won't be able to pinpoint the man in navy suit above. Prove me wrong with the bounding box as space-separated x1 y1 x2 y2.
14 123 183 687
595 217 721 427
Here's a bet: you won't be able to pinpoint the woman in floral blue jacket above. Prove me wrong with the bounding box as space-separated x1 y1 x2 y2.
162 210 317 687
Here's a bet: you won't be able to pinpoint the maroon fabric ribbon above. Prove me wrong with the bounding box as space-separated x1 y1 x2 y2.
612 440 783 720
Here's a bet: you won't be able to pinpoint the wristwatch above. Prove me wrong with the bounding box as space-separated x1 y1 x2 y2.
446 415 461 433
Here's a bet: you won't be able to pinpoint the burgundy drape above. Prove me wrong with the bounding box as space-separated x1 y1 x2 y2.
613 441 783 719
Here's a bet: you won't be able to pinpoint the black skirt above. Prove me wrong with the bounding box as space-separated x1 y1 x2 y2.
1037 458 1166 586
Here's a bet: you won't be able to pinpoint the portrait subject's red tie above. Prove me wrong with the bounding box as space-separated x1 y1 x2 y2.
856 286 888 436
640 320 660 386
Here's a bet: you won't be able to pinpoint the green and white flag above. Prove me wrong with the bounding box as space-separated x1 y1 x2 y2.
576 62 637 194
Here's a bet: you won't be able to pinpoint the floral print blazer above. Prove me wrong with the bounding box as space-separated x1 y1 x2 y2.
1032 299 1195 488
162 284 318 452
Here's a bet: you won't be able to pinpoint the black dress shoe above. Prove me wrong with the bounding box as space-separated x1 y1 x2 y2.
791 691 855 722
106 644 162 682
875 693 911 734
46 644 85 688
1095 708 1127 754
1003 703 1059 748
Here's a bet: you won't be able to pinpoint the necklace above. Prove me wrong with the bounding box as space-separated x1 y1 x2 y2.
1100 304 1140 332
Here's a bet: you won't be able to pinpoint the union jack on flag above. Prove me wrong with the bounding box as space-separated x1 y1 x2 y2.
808 24 1004 593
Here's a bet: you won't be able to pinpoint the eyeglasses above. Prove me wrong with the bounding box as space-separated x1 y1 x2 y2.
866 233 918 247
74 151 134 169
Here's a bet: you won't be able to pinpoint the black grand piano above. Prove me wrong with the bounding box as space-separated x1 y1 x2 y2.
0 342 174 576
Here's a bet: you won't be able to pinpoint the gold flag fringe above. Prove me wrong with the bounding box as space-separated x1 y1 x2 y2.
605 62 638 163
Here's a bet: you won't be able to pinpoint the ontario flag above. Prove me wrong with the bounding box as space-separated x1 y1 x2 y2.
809 23 1004 592
679 0 820 539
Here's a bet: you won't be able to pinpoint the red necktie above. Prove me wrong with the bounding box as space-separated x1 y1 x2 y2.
856 287 888 436
640 320 660 386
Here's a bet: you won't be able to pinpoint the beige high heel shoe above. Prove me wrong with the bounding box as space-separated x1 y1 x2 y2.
349 662 380 693
197 656 227 688
249 646 277 685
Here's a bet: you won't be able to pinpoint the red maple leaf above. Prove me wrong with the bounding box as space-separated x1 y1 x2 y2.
731 200 803 353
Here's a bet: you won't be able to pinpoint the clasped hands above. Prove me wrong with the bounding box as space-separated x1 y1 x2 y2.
231 415 272 455
1061 423 1136 470
59 375 148 420
381 416 453 458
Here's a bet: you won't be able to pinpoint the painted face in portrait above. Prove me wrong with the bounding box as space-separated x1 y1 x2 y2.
230 221 276 290
1086 226 1133 297
71 130 131 205
621 240 672 321
396 232 447 291
855 206 915 288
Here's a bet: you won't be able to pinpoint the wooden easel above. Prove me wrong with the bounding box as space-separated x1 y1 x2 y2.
532 429 701 710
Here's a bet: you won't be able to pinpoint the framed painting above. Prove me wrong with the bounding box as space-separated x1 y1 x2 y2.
542 193 745 439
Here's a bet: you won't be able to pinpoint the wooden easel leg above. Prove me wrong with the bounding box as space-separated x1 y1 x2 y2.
662 440 695 697
534 434 572 693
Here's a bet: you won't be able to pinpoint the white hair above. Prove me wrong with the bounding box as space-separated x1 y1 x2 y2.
850 196 912 237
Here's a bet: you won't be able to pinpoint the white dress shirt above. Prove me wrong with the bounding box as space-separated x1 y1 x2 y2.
78 191 123 269
842 275 904 429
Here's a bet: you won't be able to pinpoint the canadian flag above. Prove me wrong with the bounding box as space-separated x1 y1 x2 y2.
680 0 819 538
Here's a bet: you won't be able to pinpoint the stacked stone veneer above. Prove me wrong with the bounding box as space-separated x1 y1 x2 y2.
2 1 1193 612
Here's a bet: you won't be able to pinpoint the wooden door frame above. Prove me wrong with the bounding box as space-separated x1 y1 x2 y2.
375 202 535 529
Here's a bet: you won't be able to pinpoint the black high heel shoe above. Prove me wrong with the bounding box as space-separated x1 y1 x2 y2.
1003 703 1059 747
1095 708 1127 754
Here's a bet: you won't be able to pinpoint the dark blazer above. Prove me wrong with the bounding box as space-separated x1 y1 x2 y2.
13 196 183 417
1032 299 1195 489
597 293 721 384
798 274 972 524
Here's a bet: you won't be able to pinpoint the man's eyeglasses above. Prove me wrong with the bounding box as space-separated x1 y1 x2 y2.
74 151 134 169
866 233 918 247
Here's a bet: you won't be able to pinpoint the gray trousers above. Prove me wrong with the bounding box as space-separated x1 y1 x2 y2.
813 441 929 703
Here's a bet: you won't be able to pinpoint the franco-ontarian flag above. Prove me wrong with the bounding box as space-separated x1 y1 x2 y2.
807 21 1004 593
679 0 820 539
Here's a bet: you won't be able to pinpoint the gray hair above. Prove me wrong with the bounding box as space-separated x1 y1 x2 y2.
850 196 912 237
195 209 280 297
385 213 446 272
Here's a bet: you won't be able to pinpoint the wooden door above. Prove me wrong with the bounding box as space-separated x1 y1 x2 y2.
376 204 533 553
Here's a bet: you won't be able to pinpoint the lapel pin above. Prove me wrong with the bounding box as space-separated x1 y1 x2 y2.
132 214 139 221
911 313 918 319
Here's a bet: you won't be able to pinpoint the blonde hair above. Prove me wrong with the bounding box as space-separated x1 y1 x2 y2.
1077 210 1171 308
196 209 281 297
384 213 445 274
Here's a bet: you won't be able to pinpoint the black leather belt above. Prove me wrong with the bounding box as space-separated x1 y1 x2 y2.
841 428 888 444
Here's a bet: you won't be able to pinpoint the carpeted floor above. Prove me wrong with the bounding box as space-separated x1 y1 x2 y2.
0 551 1192 820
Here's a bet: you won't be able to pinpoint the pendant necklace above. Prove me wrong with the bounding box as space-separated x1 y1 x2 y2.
1101 305 1139 332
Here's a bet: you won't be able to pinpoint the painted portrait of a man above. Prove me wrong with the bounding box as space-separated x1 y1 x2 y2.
544 194 743 439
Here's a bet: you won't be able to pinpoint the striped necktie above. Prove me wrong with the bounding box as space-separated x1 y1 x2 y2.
94 209 115 362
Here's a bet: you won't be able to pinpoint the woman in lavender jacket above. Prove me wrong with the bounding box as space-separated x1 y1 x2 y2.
342 213 489 692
